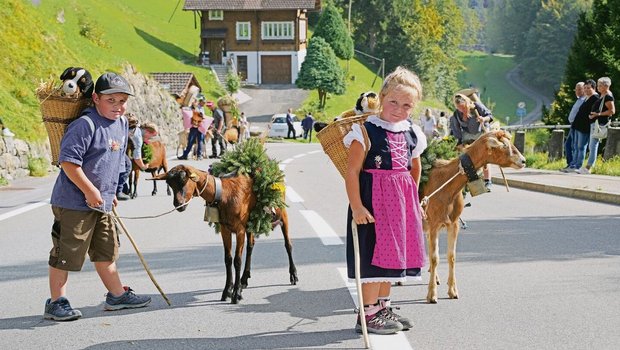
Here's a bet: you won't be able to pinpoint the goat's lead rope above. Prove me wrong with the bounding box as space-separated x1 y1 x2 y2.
419 163 465 219
88 175 210 219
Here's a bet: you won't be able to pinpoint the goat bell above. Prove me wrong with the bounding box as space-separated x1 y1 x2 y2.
467 178 487 197
204 205 220 223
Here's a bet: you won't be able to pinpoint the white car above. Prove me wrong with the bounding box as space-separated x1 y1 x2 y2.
267 113 304 138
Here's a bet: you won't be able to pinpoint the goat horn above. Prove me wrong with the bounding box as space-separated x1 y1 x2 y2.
149 172 169 181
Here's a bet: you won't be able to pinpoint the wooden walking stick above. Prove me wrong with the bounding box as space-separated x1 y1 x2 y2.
351 220 371 349
112 207 172 306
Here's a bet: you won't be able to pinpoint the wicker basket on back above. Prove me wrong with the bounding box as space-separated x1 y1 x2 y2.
316 114 371 179
36 88 91 166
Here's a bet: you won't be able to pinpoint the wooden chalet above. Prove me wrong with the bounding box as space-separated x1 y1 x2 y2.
150 72 202 105
183 0 321 85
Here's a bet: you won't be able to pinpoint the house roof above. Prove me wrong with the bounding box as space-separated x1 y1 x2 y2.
183 0 319 11
149 73 201 97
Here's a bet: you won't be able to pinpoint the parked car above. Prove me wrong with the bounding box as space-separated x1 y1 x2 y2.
267 113 304 138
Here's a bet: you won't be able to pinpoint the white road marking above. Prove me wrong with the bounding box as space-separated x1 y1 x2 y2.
308 150 322 154
299 210 344 245
0 200 49 222
293 154 306 158
285 186 304 203
338 268 414 350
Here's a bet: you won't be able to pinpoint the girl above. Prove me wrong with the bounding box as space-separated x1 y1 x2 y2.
343 67 427 335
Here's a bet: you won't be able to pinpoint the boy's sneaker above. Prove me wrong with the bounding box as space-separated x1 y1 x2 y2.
377 306 412 330
44 297 82 321
104 286 151 311
355 312 403 335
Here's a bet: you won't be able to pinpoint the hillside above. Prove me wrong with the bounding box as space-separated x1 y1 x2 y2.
1 0 219 142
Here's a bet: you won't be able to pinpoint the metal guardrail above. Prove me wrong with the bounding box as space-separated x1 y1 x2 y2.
503 121 620 131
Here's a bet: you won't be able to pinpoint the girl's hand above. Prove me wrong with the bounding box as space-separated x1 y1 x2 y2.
352 206 375 225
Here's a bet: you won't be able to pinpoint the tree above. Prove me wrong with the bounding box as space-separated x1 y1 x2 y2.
313 3 354 60
520 0 590 93
295 36 346 108
548 0 618 125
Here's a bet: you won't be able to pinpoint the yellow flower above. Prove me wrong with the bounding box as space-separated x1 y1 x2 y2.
271 182 285 192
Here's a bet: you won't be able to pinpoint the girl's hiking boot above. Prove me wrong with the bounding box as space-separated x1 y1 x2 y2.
104 286 151 311
355 312 403 335
377 307 412 330
44 297 82 321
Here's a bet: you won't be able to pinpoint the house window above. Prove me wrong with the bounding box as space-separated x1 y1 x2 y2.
236 22 251 40
261 21 294 40
208 10 223 20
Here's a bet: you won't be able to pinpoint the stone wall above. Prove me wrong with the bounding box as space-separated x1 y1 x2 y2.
0 65 183 183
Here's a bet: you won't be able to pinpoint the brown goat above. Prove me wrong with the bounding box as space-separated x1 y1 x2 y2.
152 164 298 303
128 139 171 198
421 130 525 304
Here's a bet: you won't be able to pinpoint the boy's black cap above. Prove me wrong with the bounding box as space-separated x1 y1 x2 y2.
95 72 134 95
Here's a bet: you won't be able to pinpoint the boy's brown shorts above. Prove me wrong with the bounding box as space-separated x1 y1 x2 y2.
49 206 119 271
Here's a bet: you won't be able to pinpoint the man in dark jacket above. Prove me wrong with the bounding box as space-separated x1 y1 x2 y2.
568 79 598 172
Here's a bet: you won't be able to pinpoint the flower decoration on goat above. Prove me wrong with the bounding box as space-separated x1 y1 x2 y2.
210 138 286 236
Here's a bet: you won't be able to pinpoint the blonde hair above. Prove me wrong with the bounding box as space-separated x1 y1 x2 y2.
380 66 423 105
453 93 475 110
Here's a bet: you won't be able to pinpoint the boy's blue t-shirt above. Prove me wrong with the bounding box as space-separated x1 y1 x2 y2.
51 107 128 212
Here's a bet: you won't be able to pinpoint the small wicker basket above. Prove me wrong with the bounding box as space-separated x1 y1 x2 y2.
37 91 91 166
316 114 370 179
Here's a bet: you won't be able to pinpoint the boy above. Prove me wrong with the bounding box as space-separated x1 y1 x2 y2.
44 72 151 321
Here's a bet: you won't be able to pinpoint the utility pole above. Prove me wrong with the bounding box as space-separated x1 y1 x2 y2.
347 0 352 72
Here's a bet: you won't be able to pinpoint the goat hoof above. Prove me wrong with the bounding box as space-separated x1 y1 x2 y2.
151 191 157 196
290 274 298 285
427 298 438 304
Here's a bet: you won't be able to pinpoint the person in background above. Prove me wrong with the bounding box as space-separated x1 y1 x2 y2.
421 108 437 140
581 77 616 174
450 93 494 191
178 107 206 160
560 82 585 172
569 79 598 172
44 72 151 322
343 66 427 335
238 111 250 143
301 112 315 140
286 108 296 139
209 101 226 158
436 111 449 138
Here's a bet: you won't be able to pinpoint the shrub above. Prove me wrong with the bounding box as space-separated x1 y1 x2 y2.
0 176 8 186
225 71 241 94
525 152 548 168
28 157 49 177
525 128 550 153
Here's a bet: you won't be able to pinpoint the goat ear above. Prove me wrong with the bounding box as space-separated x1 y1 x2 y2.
189 172 200 182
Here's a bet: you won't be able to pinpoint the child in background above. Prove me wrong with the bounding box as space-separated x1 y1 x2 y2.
343 66 427 334
44 72 151 321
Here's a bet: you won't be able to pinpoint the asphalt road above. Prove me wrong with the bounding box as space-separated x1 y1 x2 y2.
1 142 620 349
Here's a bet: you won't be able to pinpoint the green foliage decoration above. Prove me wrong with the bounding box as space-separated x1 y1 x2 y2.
418 136 459 196
210 138 286 236
141 143 153 163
